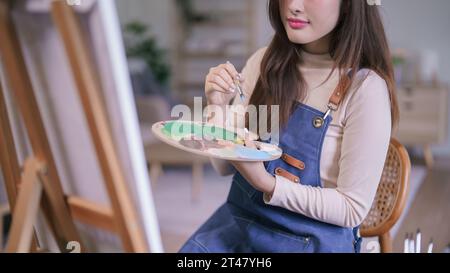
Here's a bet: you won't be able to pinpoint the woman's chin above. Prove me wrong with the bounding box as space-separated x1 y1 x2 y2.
286 33 317 45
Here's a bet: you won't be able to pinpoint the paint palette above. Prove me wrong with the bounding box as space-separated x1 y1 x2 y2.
151 120 282 162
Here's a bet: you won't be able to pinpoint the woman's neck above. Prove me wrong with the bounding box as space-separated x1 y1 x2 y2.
301 33 331 55
300 50 334 69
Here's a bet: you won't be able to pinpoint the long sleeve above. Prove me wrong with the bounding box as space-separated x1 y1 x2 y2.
264 72 392 228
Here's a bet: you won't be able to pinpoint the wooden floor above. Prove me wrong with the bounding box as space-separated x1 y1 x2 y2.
392 157 450 253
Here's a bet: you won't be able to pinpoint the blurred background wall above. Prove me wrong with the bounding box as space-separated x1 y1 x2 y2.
382 0 450 157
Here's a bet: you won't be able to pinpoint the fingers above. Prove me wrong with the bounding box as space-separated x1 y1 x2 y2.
242 127 258 148
207 73 235 93
222 61 240 80
217 69 236 90
223 61 246 82
206 61 245 94
209 82 232 94
243 139 257 148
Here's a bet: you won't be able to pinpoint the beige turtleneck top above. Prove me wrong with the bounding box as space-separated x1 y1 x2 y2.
210 47 392 228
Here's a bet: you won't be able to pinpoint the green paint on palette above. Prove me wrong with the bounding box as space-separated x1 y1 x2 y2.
162 121 238 141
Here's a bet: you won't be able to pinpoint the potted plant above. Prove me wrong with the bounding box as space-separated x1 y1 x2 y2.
123 21 171 88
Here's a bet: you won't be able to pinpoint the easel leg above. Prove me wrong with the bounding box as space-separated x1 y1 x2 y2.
0 204 8 250
39 173 84 252
0 0 83 251
5 159 45 253
51 1 147 252
0 74 40 252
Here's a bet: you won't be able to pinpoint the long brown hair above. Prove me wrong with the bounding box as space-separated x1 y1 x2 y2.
249 0 399 132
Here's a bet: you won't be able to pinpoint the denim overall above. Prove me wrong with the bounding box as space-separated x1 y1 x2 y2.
180 75 362 253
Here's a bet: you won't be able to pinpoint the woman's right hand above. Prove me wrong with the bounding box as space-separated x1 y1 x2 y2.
205 61 245 106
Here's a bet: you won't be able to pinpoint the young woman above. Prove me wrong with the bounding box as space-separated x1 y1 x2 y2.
180 0 398 253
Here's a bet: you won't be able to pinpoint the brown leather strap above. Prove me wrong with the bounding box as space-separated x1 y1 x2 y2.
281 153 305 170
328 74 352 110
275 167 300 183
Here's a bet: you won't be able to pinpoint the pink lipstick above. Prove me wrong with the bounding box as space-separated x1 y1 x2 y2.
287 18 310 29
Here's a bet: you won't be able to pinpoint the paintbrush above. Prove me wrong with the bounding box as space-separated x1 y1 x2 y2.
427 239 434 253
415 229 421 253
235 77 245 102
226 61 245 101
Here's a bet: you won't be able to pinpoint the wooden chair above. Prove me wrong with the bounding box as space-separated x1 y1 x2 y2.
360 138 411 253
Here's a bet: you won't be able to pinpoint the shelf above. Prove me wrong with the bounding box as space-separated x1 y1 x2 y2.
173 0 254 99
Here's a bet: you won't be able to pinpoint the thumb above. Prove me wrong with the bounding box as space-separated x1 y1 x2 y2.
244 139 257 148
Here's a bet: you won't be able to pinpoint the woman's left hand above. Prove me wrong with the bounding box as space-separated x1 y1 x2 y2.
230 140 276 195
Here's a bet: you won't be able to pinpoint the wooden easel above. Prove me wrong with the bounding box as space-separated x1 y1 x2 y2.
0 0 148 252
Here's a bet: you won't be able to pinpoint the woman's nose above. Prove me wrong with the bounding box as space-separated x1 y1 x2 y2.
288 0 305 15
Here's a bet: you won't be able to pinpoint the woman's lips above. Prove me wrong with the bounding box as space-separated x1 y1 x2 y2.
287 18 310 29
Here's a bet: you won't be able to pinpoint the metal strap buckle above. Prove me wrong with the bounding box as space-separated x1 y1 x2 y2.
323 108 332 120
327 102 338 112
313 103 338 129
323 103 337 120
